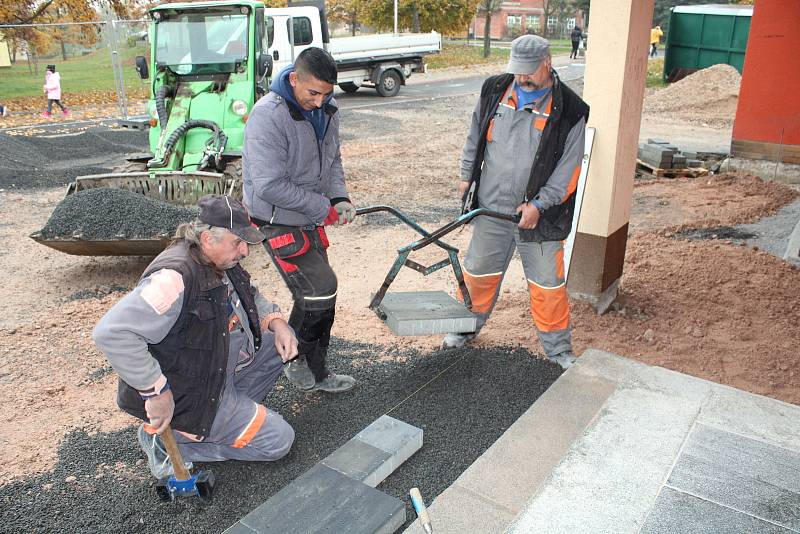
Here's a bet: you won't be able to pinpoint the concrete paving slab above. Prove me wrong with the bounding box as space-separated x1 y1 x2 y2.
506 379 710 533
321 438 393 488
403 485 516 534
240 464 405 534
641 487 793 534
223 523 259 534
667 423 800 530
453 364 618 514
378 291 477 336
698 385 800 453
356 415 423 478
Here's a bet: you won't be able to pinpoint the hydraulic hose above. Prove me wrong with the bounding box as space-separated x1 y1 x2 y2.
148 119 228 169
154 84 175 129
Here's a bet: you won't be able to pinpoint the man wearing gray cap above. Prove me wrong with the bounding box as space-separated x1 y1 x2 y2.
443 35 589 369
94 194 297 479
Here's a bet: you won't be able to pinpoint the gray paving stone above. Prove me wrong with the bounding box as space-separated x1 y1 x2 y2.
356 415 423 479
240 464 405 534
698 385 800 453
378 291 477 336
223 523 259 534
641 487 793 534
667 423 800 530
506 356 710 533
321 437 393 488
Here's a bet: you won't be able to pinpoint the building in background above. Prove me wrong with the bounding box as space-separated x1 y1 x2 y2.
0 32 11 68
470 1 585 41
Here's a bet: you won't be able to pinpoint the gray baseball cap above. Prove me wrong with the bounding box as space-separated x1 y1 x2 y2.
507 35 550 75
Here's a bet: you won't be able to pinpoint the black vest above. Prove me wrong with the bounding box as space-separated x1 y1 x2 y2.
116 240 262 436
464 71 590 242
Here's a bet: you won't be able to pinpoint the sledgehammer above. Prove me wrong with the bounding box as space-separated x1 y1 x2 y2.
155 425 215 502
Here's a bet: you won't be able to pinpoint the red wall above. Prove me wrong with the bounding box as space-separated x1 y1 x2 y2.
732 0 800 146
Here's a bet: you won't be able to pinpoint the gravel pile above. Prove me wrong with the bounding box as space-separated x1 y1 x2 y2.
0 127 148 190
643 64 741 127
0 338 561 533
39 188 198 239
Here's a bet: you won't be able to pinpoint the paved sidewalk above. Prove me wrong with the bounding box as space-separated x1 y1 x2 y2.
404 349 800 533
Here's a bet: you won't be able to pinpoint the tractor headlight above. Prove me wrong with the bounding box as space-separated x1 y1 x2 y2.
231 100 248 117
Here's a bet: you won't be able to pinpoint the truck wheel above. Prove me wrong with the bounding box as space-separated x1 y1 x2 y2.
339 82 359 94
223 159 243 200
112 160 147 173
376 70 401 97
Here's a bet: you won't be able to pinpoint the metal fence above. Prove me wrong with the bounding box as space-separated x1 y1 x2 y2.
0 16 150 122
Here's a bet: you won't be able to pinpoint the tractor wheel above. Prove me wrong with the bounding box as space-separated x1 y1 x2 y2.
223 159 243 200
376 70 401 97
112 159 147 173
339 82 360 94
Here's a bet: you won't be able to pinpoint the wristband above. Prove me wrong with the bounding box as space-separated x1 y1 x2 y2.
138 381 171 400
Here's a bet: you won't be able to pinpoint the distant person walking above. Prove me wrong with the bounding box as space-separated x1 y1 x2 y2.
650 25 664 58
569 26 583 59
42 64 69 118
0 104 8 118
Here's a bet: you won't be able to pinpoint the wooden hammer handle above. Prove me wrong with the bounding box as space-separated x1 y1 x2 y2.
161 425 191 481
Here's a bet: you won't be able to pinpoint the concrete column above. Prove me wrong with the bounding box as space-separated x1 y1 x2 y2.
568 0 654 313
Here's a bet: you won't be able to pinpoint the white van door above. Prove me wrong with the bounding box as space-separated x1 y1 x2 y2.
265 7 324 77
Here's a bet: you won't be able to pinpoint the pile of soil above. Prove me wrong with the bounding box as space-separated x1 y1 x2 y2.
643 64 741 127
39 188 198 239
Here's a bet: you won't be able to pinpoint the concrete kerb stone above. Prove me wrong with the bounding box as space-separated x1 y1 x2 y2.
356 415 424 479
783 215 800 263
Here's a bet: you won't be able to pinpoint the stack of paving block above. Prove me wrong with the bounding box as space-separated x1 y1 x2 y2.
225 415 423 534
638 139 704 170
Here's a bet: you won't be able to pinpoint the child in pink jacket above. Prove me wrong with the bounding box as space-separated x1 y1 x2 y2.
42 64 69 118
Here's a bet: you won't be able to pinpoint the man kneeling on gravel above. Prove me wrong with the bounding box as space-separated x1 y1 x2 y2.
93 195 298 479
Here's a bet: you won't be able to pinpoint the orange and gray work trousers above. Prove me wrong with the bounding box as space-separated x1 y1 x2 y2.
259 224 337 382
149 331 295 463
461 215 572 358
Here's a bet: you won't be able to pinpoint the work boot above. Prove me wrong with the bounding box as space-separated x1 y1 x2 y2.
283 356 316 391
312 373 356 393
441 332 475 349
136 424 192 479
549 351 578 369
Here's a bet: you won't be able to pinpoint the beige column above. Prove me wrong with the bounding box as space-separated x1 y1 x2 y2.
568 0 655 313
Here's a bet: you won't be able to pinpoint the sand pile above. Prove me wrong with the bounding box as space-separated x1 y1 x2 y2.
644 64 741 127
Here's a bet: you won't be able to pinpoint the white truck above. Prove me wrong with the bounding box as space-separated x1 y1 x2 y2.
266 2 441 96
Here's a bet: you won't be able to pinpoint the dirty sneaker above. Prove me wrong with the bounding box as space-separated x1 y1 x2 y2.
549 351 578 369
283 357 315 391
136 424 192 479
441 332 475 349
312 373 356 393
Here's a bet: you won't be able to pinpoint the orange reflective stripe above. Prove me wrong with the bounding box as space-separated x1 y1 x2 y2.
487 119 494 142
562 164 581 202
232 404 267 449
458 271 503 314
528 280 569 332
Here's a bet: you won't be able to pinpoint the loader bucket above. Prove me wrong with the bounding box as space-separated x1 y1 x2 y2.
31 171 241 256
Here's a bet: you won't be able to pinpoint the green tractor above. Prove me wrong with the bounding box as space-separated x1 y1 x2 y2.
32 0 273 256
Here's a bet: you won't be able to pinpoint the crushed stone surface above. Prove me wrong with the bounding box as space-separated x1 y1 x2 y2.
38 188 198 239
643 63 742 128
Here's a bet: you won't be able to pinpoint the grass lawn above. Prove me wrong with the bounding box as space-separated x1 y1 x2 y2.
647 57 667 88
0 46 151 100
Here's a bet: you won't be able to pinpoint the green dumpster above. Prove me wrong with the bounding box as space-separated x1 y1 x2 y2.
663 4 753 82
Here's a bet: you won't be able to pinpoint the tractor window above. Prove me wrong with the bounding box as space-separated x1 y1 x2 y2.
288 17 313 46
155 12 249 74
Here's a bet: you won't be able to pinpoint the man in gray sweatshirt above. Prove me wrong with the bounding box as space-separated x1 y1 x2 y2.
243 48 356 393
